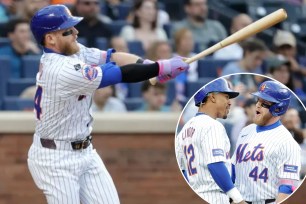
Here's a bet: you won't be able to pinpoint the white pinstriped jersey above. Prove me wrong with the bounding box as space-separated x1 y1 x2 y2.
28 44 120 204
34 44 107 140
232 123 301 202
176 114 231 203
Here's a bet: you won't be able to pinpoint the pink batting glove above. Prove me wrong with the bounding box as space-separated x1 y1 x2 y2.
157 56 189 83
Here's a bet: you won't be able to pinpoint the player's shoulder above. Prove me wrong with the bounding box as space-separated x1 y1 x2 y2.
240 123 256 133
279 125 301 147
194 114 223 128
78 43 102 56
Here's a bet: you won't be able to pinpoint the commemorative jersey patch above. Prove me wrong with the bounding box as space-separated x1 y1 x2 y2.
284 164 298 173
212 148 224 157
82 65 98 81
74 64 81 71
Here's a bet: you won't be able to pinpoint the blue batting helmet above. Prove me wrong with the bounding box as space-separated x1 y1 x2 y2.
194 78 239 107
30 4 83 44
251 80 291 116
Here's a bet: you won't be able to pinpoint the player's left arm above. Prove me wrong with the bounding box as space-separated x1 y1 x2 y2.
111 52 141 66
276 140 301 203
208 162 244 203
79 44 141 66
276 178 300 203
79 45 143 67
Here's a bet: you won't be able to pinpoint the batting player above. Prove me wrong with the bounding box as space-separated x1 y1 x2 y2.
176 78 247 204
232 80 301 204
27 4 189 204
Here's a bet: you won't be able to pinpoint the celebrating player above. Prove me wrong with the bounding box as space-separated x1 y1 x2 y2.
176 78 247 204
232 80 301 204
27 4 189 204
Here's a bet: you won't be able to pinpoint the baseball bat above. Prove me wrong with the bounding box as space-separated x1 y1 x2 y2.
149 8 287 85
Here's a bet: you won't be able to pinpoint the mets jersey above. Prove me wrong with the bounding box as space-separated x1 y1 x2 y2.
232 122 301 202
34 44 107 141
176 113 231 202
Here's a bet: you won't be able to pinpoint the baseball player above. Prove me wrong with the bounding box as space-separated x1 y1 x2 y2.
176 78 247 204
232 80 301 204
27 4 189 204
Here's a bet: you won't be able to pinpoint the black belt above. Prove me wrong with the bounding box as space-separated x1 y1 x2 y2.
40 135 92 150
246 199 275 204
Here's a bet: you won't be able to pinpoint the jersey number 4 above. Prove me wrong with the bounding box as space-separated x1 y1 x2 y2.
34 86 43 120
249 166 268 183
184 144 197 176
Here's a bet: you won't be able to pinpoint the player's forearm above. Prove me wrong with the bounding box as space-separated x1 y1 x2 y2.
275 193 290 203
208 162 244 203
111 52 141 66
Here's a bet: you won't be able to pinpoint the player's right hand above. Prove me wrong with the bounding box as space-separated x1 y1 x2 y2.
157 56 189 83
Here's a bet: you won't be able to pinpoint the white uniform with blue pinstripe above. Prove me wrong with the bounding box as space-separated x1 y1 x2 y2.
27 44 120 204
176 113 231 204
232 123 301 204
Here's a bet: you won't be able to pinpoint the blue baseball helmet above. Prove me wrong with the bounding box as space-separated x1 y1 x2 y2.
251 80 291 116
194 78 239 107
30 4 83 44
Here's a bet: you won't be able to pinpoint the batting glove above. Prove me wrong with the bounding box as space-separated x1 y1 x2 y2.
157 56 189 83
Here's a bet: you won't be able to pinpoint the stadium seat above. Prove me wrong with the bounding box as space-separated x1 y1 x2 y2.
124 97 143 111
128 41 145 57
107 20 127 36
7 78 36 96
117 3 132 20
299 56 306 67
193 42 201 54
0 56 11 101
77 37 87 46
3 96 34 111
163 24 172 39
0 37 10 47
127 82 142 98
197 59 233 78
186 78 215 98
21 55 40 78
165 80 175 105
96 37 108 50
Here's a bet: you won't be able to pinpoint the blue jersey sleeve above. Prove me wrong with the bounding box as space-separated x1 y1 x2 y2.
207 162 235 193
98 62 122 88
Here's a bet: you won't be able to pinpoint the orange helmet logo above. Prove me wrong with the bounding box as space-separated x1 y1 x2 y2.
260 84 267 91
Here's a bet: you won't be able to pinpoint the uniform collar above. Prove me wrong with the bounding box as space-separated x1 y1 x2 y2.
43 47 66 56
256 120 282 133
195 112 206 117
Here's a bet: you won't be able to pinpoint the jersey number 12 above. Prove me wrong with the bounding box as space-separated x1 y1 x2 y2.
184 144 197 176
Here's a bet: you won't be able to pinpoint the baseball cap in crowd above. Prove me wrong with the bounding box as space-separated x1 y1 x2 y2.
266 56 290 72
273 30 296 47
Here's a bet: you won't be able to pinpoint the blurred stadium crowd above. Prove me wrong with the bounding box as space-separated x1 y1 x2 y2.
0 0 306 114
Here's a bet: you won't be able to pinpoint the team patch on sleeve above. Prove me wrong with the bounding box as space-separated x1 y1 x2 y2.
284 164 298 173
74 64 81 71
212 148 224 157
82 65 98 81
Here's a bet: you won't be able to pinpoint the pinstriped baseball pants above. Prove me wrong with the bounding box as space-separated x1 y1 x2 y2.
198 190 230 204
27 143 120 204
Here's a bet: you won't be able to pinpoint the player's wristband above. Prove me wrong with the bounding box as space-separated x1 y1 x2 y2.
136 58 144 64
226 187 243 203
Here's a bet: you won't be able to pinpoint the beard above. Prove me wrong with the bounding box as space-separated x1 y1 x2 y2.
62 41 80 55
217 107 229 119
254 112 273 126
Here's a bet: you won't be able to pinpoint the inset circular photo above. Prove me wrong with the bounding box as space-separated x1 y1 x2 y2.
175 73 306 204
